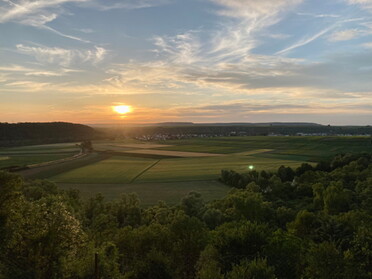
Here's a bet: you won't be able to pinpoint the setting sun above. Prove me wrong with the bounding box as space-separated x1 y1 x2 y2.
113 105 132 114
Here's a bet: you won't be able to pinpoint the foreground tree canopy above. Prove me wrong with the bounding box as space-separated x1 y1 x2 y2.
0 153 371 279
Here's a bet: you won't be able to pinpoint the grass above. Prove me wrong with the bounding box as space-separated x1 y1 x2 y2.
57 180 230 206
19 153 108 179
9 136 372 206
0 153 77 169
155 136 372 160
51 156 157 184
0 142 80 169
135 155 303 183
0 142 79 153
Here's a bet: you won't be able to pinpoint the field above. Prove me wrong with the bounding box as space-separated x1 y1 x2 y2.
4 136 372 205
155 136 372 159
0 142 80 169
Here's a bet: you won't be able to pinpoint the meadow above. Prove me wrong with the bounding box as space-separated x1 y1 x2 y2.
0 142 80 169
4 136 371 205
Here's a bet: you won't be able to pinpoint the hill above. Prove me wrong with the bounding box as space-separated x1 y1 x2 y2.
0 122 99 147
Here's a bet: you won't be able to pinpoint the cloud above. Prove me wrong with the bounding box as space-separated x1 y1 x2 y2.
16 44 107 66
153 31 202 64
0 0 87 23
0 64 35 72
329 29 362 41
276 25 336 55
204 0 304 62
210 0 302 19
5 80 50 91
85 0 170 11
361 42 372 48
0 0 90 42
297 12 341 18
346 0 372 9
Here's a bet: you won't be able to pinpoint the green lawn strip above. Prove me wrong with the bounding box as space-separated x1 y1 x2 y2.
57 180 230 206
50 156 157 184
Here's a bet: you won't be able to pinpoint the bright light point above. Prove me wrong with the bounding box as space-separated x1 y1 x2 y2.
113 105 132 114
249 165 254 170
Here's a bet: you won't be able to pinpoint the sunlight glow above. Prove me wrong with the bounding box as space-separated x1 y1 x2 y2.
113 105 132 114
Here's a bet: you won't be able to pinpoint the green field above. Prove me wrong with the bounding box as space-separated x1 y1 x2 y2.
0 142 80 169
135 155 302 182
155 136 372 160
0 153 77 169
52 156 157 184
5 136 372 205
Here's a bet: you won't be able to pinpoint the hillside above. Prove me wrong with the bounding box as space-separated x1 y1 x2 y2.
0 122 99 146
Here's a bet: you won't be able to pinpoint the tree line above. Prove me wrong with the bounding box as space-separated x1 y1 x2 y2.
0 153 371 278
0 122 100 147
102 124 372 138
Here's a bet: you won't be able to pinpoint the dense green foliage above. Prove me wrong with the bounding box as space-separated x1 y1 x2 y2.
0 153 371 278
103 123 372 138
0 122 99 147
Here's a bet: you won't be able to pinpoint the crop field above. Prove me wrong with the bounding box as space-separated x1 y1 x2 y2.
122 149 223 158
135 155 302 183
52 156 157 184
0 142 80 169
155 136 372 160
6 136 372 205
0 153 77 169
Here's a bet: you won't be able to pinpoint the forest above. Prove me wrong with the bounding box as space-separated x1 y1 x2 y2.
0 153 371 279
0 123 99 147
99 123 372 138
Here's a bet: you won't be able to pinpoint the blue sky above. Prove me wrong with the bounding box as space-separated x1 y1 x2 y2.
1 0 372 124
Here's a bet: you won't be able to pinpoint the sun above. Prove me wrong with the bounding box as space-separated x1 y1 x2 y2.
113 105 132 114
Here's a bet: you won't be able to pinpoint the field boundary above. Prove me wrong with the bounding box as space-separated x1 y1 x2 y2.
27 151 84 168
18 153 110 179
130 159 161 183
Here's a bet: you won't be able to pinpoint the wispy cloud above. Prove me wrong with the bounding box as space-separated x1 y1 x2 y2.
346 0 372 10
84 0 170 11
210 0 302 19
328 28 361 41
0 0 87 23
0 0 90 42
276 25 336 55
297 12 340 18
16 44 107 66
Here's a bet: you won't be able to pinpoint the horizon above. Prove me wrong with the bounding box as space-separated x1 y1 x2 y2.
3 121 372 127
1 0 372 125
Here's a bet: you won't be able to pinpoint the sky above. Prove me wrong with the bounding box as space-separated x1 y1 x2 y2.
1 0 372 125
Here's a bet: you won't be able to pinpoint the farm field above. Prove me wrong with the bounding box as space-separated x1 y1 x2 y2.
52 156 157 184
155 136 372 160
6 136 372 205
135 155 302 182
0 142 80 169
